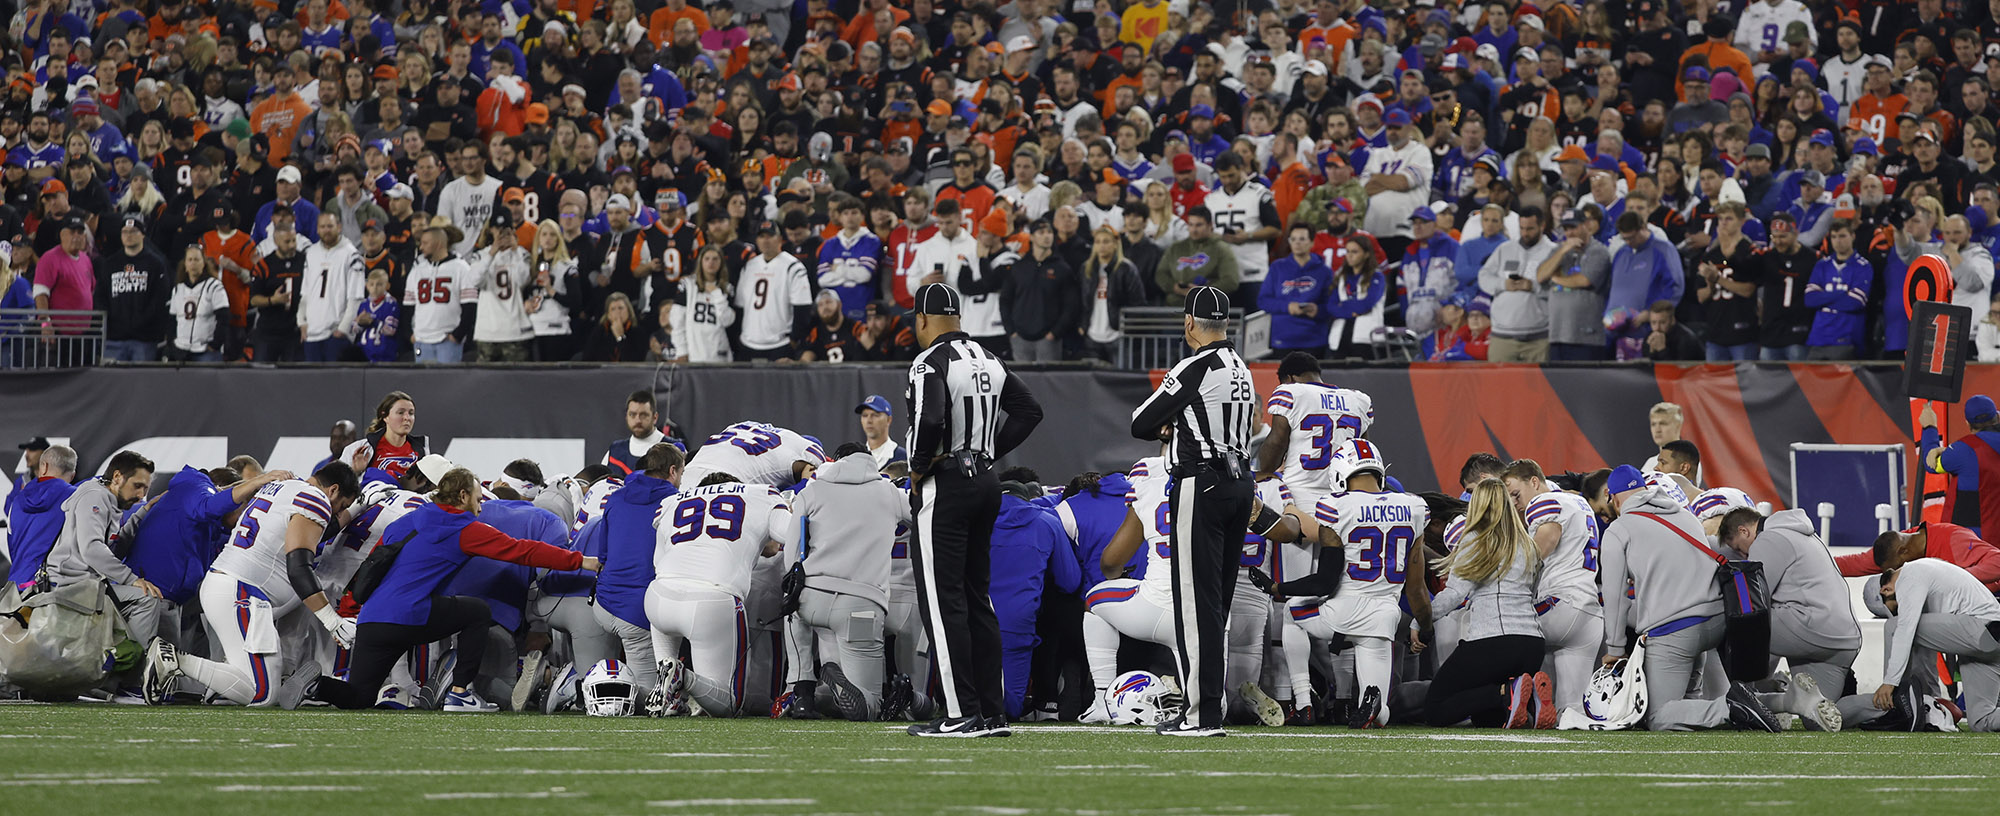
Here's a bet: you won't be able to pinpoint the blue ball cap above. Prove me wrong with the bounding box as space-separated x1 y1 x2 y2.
1189 104 1215 120
1967 395 1997 425
1607 465 1647 496
1852 137 1879 156
1384 109 1412 127
856 395 893 416
1410 206 1436 223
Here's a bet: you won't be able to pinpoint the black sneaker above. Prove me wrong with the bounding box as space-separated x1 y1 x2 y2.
1726 682 1783 732
1348 686 1383 729
1893 678 1925 733
980 715 1013 737
1154 714 1225 737
909 715 985 737
820 663 871 722
878 674 913 722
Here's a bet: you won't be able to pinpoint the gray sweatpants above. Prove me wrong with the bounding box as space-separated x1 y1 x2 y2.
534 595 619 671
1538 601 1602 711
785 589 886 717
1913 613 2000 731
591 603 658 691
1643 617 1731 731
1767 606 1857 701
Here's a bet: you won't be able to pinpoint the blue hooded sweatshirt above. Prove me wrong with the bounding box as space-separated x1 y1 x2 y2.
1259 255 1337 350
1057 473 1138 588
123 467 242 604
989 493 1082 636
6 477 75 587
444 499 563 632
541 516 605 598
595 472 678 628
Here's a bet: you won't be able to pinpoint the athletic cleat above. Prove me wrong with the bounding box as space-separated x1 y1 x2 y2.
420 649 457 711
878 674 914 722
1349 686 1384 730
511 650 545 713
1924 697 1965 732
141 638 181 706
544 663 579 714
1080 690 1113 724
1240 682 1284 727
1892 678 1925 732
443 687 499 713
820 662 870 722
112 688 148 705
911 691 938 722
910 715 985 737
770 690 796 719
1155 714 1225 737
1783 674 1839 732
1531 671 1558 729
1325 696 1352 725
1022 702 1060 722
277 660 322 711
1503 675 1533 729
1284 702 1316 726
658 658 689 716
1726 682 1783 732
980 715 1013 737
374 685 413 710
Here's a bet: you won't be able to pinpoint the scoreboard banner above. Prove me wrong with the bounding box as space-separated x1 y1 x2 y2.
0 362 1984 510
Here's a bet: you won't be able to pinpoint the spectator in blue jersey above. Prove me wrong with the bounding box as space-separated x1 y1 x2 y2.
1259 223 1336 358
444 487 568 703
989 480 1081 720
310 467 594 711
5 443 76 589
1804 219 1870 360
1918 397 2000 538
1400 207 1461 334
470 10 530 78
603 390 687 477
1184 105 1231 167
1605 211 1685 356
120 466 292 621
1455 202 1512 290
67 96 125 159
817 196 883 319
589 443 682 700
10 112 65 182
1785 170 1834 248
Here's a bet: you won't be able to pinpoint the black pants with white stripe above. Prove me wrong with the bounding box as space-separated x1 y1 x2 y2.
1166 468 1254 728
909 465 1005 720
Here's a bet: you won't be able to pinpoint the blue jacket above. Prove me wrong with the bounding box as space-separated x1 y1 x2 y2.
1188 133 1233 168
542 515 606 597
1455 233 1508 289
988 494 1081 636
1057 473 1138 588
1325 268 1386 321
1805 251 1873 348
6 477 75 587
1606 235 1685 317
123 467 241 604
1258 255 1336 349
1881 250 1915 353
363 503 580 626
253 198 321 243
594 472 677 628
444 499 561 631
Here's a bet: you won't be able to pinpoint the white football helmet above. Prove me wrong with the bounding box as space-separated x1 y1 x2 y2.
582 659 638 717
1691 487 1753 520
1579 637 1648 729
1109 671 1185 726
1330 439 1387 492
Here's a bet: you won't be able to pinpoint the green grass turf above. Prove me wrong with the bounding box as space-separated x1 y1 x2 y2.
1 706 1996 815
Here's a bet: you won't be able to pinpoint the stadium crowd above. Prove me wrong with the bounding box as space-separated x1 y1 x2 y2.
4 379 1998 734
17 0 2000 365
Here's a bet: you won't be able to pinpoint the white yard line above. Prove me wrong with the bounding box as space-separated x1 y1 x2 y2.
215 785 368 792
647 798 818 808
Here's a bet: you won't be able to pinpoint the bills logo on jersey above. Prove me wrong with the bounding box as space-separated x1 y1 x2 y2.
1280 277 1317 294
1177 254 1212 270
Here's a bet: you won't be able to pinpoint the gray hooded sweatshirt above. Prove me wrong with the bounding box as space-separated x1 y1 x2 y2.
791 452 911 612
1741 508 1861 651
47 479 138 586
1599 487 1722 656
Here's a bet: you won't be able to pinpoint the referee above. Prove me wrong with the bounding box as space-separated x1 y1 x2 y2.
1130 286 1257 737
904 283 1045 737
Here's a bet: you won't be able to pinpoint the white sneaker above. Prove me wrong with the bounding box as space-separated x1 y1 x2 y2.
1240 682 1284 727
142 638 181 705
1079 692 1112 724
443 688 499 712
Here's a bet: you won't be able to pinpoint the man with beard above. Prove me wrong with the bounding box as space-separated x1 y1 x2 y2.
9 112 63 182
1283 61 1338 139
1900 127 1968 214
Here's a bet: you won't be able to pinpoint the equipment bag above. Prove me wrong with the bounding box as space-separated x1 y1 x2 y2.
346 529 419 605
1634 512 1771 681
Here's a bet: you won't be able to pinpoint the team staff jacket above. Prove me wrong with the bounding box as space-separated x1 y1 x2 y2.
1258 254 1335 349
120 466 242 604
1835 521 2000 592
362 502 583 627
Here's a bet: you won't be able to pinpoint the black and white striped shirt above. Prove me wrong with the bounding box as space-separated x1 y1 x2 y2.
1130 340 1257 469
906 332 1044 476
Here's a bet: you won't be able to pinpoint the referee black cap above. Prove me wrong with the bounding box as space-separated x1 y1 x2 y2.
914 283 962 316
1184 286 1230 320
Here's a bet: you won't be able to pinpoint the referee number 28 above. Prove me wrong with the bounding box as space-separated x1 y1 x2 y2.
1230 378 1252 401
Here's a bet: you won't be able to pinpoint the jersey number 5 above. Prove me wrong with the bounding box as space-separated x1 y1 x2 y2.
231 497 274 549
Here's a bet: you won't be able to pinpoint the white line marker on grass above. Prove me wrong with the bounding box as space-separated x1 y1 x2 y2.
425 790 587 800
216 785 368 792
0 778 156 786
647 798 818 808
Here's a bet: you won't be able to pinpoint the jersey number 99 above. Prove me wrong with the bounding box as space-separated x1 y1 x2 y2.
668 495 746 543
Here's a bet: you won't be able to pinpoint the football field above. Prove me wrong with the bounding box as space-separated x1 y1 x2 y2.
2 707 1997 815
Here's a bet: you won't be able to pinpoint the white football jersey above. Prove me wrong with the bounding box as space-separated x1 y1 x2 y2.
652 481 793 597
1126 469 1175 605
574 477 623 532
212 480 337 607
1203 181 1276 280
1524 490 1601 606
686 422 828 487
169 277 230 353
470 245 534 343
1266 382 1375 500
403 253 477 344
318 489 428 597
1313 488 1429 637
670 285 735 363
437 175 503 254
735 251 813 351
299 239 364 341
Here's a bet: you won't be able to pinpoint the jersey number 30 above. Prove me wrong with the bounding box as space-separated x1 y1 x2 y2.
1347 524 1413 583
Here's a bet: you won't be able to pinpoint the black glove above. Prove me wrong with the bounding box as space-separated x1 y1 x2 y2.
1248 567 1275 595
761 562 807 626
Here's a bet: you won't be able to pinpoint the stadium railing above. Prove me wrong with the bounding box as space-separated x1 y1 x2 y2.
1117 306 1246 370
0 309 106 370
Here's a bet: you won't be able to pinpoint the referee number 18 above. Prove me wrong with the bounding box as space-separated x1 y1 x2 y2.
974 370 993 393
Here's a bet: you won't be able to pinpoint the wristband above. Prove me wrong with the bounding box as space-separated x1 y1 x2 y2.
314 605 347 631
1251 505 1286 536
